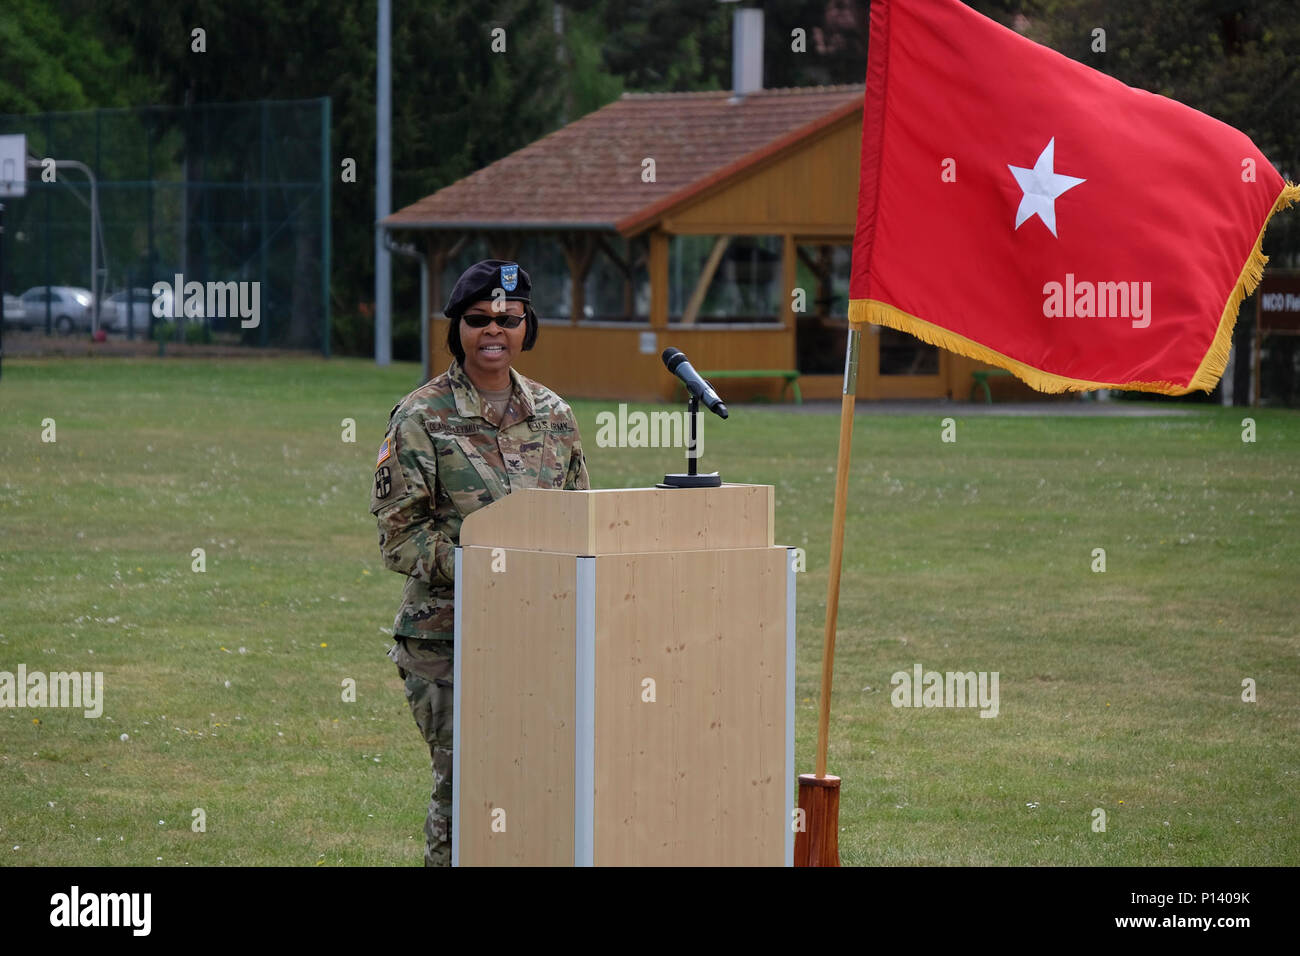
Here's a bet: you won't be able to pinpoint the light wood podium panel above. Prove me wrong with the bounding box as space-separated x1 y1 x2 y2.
593 546 787 865
457 483 775 554
454 546 577 866
453 485 795 867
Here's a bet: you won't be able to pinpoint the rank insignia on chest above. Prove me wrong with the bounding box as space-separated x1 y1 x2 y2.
376 438 391 467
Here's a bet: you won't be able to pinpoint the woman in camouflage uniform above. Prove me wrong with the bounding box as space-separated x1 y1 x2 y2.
370 260 589 865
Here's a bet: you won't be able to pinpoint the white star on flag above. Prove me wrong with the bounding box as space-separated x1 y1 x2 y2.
1007 138 1086 237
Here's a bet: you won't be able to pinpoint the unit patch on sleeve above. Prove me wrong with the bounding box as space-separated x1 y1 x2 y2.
370 458 409 514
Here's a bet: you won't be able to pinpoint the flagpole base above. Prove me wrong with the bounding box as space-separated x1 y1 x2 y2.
794 773 841 867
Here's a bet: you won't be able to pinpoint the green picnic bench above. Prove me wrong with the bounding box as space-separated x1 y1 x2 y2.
970 368 1013 404
678 369 802 405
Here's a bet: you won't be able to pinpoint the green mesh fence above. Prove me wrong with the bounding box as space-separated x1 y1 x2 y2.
0 98 330 352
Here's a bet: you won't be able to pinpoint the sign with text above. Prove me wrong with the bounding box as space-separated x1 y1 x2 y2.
1257 273 1300 332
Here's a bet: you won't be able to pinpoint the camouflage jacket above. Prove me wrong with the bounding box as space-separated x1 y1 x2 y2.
371 360 590 639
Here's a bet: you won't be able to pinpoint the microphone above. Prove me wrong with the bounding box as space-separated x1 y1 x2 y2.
662 348 728 419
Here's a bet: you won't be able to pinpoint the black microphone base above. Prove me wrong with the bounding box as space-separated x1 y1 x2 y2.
657 472 723 489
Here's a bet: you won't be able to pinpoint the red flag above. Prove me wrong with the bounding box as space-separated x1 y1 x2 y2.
849 0 1299 394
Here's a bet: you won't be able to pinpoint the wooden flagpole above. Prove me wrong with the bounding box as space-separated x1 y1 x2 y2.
795 318 865 866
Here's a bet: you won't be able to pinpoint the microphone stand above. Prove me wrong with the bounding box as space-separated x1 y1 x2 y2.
658 394 722 489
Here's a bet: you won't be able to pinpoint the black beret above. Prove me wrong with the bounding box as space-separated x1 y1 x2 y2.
444 259 531 318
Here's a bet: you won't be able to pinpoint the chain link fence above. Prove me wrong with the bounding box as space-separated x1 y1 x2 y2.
0 98 329 352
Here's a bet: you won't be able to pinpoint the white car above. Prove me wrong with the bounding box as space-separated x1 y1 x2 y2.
1 293 24 329
102 288 155 333
19 286 95 334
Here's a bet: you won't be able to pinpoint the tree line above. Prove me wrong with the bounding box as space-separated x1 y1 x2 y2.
2 0 1295 357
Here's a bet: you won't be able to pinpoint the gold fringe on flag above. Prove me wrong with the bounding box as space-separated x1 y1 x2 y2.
848 181 1300 396
1189 182 1300 392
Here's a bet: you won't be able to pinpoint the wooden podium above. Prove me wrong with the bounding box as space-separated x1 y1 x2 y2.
451 483 795 866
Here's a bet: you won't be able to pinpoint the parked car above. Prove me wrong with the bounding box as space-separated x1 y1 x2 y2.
102 288 156 333
19 286 95 334
2 293 25 329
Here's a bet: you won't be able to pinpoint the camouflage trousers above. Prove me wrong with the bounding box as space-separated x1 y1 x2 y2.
393 640 455 867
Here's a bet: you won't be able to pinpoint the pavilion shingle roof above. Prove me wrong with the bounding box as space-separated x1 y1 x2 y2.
383 85 864 236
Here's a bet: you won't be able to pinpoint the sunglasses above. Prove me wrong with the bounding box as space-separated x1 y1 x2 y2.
461 310 526 329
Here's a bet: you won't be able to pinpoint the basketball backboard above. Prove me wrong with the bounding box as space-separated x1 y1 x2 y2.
0 134 27 198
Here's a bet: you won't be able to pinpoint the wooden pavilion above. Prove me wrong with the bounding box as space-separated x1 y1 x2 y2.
383 84 1028 403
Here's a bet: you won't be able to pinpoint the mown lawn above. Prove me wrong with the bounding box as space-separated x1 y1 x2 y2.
0 356 1296 865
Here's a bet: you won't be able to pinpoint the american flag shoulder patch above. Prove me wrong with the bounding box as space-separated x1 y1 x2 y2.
376 437 391 467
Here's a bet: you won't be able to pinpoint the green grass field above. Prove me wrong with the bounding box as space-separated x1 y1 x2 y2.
1 356 1296 866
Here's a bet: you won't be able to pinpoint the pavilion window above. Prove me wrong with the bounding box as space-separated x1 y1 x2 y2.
668 234 783 325
581 234 649 322
794 242 852 374
878 327 940 375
